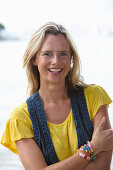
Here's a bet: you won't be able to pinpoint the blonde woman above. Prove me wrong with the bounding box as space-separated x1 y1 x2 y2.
1 22 113 170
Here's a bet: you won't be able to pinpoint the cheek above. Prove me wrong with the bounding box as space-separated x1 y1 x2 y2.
36 57 45 66
66 55 71 63
64 59 71 67
37 59 49 72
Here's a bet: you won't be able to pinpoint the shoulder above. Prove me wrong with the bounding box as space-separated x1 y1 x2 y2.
84 84 112 101
0 102 33 153
83 84 112 120
10 102 31 124
84 84 112 105
84 84 104 95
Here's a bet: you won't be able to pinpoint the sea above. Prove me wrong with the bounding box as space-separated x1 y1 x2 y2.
0 34 113 169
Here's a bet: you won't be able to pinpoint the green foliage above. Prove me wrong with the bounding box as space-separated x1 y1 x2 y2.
0 23 5 32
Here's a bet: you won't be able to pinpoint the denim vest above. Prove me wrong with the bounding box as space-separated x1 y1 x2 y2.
26 87 93 165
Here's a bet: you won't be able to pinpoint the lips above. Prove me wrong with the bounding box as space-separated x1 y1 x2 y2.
48 68 62 72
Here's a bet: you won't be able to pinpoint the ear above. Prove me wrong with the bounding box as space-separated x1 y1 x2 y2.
31 57 37 66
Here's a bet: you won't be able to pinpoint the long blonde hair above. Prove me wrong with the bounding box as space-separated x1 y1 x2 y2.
23 22 87 96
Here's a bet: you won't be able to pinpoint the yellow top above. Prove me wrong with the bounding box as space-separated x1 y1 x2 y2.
0 85 112 161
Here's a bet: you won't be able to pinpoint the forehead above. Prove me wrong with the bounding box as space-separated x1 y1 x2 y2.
40 33 70 51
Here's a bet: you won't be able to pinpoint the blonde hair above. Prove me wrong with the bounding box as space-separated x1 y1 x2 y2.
23 22 87 96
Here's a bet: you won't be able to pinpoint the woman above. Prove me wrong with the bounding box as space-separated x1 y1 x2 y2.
1 22 113 170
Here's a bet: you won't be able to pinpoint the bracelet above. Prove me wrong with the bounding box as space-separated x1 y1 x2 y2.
87 141 96 161
77 141 96 161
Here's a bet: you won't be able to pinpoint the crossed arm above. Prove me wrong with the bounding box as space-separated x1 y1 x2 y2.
83 105 112 170
15 105 112 170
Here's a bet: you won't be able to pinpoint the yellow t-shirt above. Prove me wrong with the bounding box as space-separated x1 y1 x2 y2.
0 85 112 161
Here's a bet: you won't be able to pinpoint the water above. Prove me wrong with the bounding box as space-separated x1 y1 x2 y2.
0 36 113 169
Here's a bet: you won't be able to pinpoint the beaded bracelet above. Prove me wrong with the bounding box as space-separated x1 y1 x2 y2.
77 141 96 161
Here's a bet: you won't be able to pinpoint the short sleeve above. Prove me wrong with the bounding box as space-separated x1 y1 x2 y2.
84 85 112 121
0 102 33 154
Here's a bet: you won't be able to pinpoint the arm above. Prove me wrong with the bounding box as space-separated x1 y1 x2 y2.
16 105 113 170
84 105 112 170
16 138 90 170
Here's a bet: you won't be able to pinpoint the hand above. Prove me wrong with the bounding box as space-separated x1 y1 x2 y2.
91 117 113 155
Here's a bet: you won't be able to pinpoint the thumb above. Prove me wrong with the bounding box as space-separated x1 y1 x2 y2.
98 117 106 130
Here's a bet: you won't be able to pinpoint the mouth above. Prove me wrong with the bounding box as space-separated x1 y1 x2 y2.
48 68 63 73
48 68 63 75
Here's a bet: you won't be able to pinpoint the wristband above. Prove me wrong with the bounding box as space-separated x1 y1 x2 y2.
77 141 96 161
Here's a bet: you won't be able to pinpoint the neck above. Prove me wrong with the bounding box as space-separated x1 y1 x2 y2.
39 82 68 104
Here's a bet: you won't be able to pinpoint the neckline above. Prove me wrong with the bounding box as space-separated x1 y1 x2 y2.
47 109 72 127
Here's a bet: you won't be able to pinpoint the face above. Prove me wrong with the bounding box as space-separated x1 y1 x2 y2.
33 34 71 86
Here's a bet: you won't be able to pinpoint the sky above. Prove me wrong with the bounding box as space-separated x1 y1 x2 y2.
0 0 113 35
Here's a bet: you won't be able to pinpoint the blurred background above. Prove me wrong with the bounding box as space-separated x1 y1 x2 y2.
0 0 113 169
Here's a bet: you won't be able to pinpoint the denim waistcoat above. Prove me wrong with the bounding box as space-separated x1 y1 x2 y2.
26 87 93 165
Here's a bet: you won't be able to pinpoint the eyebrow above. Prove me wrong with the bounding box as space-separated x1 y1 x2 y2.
41 50 70 53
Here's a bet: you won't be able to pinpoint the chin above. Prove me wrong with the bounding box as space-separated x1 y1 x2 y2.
48 78 65 85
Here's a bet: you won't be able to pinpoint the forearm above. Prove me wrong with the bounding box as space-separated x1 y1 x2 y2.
83 151 112 170
16 139 91 170
43 152 89 170
44 151 112 170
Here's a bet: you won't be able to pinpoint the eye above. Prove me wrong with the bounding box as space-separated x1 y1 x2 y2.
44 52 51 57
61 52 67 56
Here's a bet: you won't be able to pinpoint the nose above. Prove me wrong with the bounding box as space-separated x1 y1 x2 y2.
51 54 60 64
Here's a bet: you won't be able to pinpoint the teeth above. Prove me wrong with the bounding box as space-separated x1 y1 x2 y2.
49 69 62 72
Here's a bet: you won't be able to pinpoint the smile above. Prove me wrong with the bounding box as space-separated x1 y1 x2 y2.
48 68 62 72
